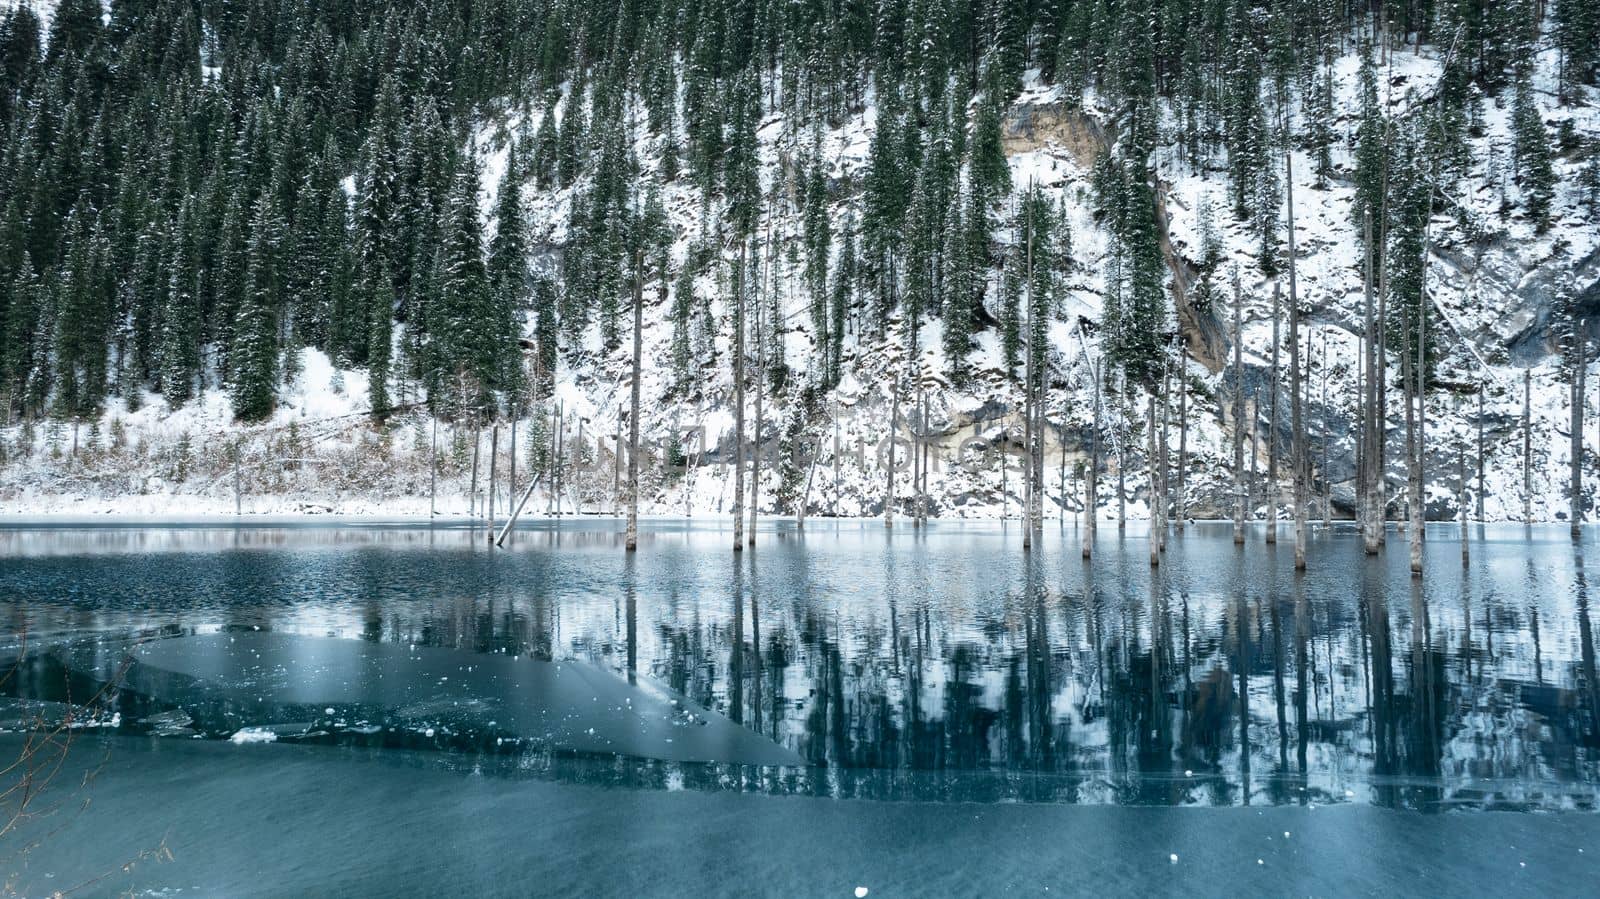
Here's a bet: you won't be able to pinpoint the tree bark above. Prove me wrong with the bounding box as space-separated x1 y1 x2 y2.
1148 392 1160 567
625 249 644 552
1232 272 1246 545
1176 342 1188 533
1524 369 1533 522
1267 281 1280 546
732 241 747 552
1361 211 1384 553
1287 149 1307 571
748 251 764 549
1573 323 1586 539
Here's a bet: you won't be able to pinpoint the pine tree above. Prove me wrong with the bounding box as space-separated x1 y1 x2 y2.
431 154 493 412
1512 74 1557 233
829 221 856 387
159 199 201 405
232 196 283 422
366 259 393 420
488 152 530 399
803 156 831 369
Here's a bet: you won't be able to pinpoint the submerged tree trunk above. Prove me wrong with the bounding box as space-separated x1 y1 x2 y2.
1459 447 1469 566
1267 281 1280 546
1476 383 1486 522
1176 343 1188 532
749 261 764 549
1524 369 1533 522
1408 234 1426 576
886 379 898 528
732 242 747 552
1233 272 1246 546
1321 333 1332 529
1158 362 1171 553
1361 212 1384 554
1574 324 1587 539
1148 392 1160 567
1287 150 1307 570
1084 361 1101 559
625 250 645 552
1118 370 1128 531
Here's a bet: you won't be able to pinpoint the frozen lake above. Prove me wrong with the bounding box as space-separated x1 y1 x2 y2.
2 519 1599 894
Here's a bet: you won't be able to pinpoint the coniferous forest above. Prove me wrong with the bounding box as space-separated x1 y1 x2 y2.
0 0 1598 520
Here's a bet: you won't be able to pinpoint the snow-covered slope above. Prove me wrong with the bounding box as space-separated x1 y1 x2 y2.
2 36 1598 522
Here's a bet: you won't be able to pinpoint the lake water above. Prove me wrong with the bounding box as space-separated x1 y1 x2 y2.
3 519 1599 895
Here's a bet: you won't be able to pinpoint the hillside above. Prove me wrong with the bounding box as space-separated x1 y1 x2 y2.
0 0 1598 521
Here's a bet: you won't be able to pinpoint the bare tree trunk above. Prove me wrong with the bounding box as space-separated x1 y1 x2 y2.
1267 281 1280 545
1084 361 1100 559
1233 271 1246 545
1375 178 1391 548
1148 392 1160 567
914 389 923 527
1475 383 1485 522
613 417 622 514
430 417 438 517
1118 369 1127 531
1573 325 1587 539
1524 369 1533 522
1459 447 1469 566
886 379 898 528
626 251 644 552
1176 342 1188 532
1409 219 1428 575
732 242 747 552
1158 362 1170 551
749 262 764 549
470 423 481 520
1287 149 1307 571
1321 334 1331 529
832 409 841 517
922 389 933 524
488 424 498 540
1361 212 1383 553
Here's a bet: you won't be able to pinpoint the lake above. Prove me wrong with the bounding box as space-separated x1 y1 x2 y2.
2 519 1598 895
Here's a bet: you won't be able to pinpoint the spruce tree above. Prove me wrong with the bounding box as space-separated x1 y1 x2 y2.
232 196 283 422
1512 74 1557 233
159 199 201 405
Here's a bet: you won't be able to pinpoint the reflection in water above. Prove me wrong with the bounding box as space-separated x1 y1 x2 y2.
2 520 1599 809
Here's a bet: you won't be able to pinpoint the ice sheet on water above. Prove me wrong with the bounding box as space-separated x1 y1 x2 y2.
84 633 802 767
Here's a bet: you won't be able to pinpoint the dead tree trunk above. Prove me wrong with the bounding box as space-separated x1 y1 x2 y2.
1321 334 1331 529
1408 243 1426 575
1158 361 1170 552
1361 211 1384 554
1232 270 1246 546
1458 447 1469 566
1085 361 1100 559
1287 149 1307 571
748 259 764 549
886 379 898 528
1267 281 1280 546
625 249 645 552
1148 392 1160 567
1176 342 1188 532
732 241 747 552
1475 383 1485 522
1118 369 1128 531
1524 369 1533 522
1573 323 1586 539
488 424 498 540
470 423 482 520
